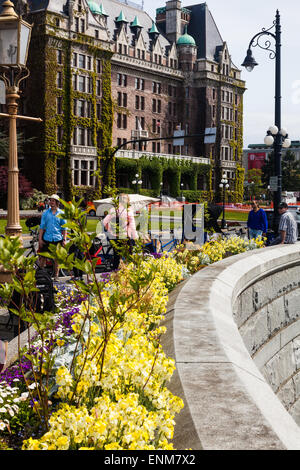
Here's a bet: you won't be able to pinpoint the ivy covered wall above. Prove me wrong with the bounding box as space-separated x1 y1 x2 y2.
23 12 114 200
116 156 213 201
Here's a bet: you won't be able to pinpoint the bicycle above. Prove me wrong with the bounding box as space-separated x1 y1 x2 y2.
25 228 69 278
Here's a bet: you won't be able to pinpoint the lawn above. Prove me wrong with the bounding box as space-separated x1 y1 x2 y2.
0 210 247 236
0 218 100 235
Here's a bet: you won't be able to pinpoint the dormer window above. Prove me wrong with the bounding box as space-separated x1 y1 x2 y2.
78 0 82 13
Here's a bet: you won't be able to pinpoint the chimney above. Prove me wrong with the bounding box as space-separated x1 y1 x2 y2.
165 0 182 44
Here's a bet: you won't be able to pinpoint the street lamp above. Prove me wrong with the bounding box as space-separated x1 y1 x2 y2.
219 173 229 229
180 182 184 198
132 173 142 193
0 0 32 237
159 181 163 198
241 10 284 231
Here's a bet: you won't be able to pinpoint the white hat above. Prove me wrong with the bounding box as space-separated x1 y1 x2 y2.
49 194 60 202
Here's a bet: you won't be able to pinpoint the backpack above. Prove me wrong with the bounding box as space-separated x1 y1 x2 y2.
6 267 56 337
34 267 56 313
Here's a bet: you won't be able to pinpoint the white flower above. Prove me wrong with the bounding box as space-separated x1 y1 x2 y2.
0 421 7 431
20 392 29 400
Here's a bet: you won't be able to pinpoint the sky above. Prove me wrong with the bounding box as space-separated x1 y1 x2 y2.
139 0 300 148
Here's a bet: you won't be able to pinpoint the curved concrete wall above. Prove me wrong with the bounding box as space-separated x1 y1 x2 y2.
162 243 300 450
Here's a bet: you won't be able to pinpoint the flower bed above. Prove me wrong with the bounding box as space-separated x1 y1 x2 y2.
0 200 266 450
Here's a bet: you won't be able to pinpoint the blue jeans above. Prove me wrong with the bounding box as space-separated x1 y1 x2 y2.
249 229 263 239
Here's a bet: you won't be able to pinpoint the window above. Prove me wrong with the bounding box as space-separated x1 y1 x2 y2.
57 126 63 145
152 99 156 113
57 96 63 114
73 52 78 67
77 127 85 146
79 54 85 69
80 19 85 33
135 78 145 90
87 56 92 70
96 103 101 119
78 100 85 117
135 95 140 110
78 75 85 92
73 127 77 145
118 92 127 107
73 74 77 90
152 119 160 133
96 80 101 96
57 50 63 65
57 71 62 88
87 101 92 118
95 29 99 39
96 59 101 74
87 128 93 146
117 113 127 129
73 158 96 186
117 73 127 87
153 81 161 94
75 17 79 33
87 77 93 94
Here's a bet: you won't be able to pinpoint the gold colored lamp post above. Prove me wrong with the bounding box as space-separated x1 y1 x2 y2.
0 0 41 237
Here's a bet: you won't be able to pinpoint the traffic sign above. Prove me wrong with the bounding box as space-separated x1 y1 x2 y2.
173 129 185 146
269 176 278 191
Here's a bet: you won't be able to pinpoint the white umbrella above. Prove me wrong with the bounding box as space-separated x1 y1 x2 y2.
94 194 160 216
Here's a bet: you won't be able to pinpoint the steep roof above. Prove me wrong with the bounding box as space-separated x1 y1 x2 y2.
0 0 171 51
100 0 170 51
186 2 223 60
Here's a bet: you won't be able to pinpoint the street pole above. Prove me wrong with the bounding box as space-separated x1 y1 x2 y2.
273 10 282 228
6 86 21 236
241 10 286 231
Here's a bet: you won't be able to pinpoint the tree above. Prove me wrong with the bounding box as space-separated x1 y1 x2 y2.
262 150 300 191
0 166 33 209
246 168 264 200
0 129 36 159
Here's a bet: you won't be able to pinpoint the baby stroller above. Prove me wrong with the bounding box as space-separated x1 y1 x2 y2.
87 234 115 272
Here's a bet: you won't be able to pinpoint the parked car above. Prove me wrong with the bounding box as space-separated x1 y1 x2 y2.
86 201 96 216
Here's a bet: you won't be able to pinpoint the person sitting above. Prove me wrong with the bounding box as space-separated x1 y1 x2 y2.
270 202 298 245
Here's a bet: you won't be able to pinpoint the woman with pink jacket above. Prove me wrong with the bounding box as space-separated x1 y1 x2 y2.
103 194 138 269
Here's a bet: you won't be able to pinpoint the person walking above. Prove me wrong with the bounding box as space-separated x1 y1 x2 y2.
247 201 268 239
38 194 67 281
103 194 138 270
270 202 298 245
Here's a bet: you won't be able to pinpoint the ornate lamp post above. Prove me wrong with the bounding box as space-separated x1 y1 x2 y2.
241 10 287 230
0 0 36 237
131 173 142 194
219 173 229 229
